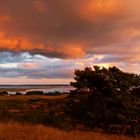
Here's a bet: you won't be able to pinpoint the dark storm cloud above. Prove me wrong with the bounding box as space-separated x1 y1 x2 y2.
0 0 139 81
0 0 139 59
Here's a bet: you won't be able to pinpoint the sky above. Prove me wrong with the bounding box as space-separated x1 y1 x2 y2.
0 0 140 84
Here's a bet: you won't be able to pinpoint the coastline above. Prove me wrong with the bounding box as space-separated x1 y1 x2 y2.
0 85 74 94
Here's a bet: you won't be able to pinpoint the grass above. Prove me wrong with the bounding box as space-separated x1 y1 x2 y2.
0 94 139 138
0 94 68 101
0 121 138 140
0 94 69 128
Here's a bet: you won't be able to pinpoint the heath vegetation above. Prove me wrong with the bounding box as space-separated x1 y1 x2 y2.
0 66 140 138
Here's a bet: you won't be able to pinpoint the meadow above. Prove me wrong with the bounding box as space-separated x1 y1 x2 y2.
0 94 70 129
0 121 138 140
0 92 139 139
0 94 68 101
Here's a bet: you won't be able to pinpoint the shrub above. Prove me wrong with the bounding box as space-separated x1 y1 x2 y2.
0 91 8 96
26 91 44 95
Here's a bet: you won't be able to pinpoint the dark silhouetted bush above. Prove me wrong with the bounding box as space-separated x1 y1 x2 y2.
16 92 23 95
0 91 8 96
45 91 62 95
26 91 44 95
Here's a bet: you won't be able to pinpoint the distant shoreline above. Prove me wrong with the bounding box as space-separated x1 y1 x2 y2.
0 85 74 94
0 84 70 86
0 88 31 92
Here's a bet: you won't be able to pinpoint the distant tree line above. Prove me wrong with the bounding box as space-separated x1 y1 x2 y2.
0 91 68 96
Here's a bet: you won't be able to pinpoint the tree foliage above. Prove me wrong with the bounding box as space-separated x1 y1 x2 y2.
71 66 140 93
69 66 140 136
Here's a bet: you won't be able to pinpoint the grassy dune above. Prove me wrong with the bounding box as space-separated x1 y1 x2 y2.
0 121 138 140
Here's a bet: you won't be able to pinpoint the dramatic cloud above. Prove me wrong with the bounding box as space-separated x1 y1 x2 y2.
33 0 48 13
0 0 139 83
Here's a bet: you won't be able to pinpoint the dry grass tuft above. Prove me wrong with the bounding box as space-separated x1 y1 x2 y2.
0 122 139 140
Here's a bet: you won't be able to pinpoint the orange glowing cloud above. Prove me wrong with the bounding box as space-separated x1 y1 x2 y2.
33 0 48 13
56 43 85 58
0 32 85 58
77 0 123 20
0 16 11 23
0 0 139 60
0 32 45 52
0 32 18 50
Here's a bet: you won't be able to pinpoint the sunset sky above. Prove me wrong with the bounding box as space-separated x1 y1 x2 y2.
0 0 140 84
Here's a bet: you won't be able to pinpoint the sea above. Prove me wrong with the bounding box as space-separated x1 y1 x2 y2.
0 85 75 95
